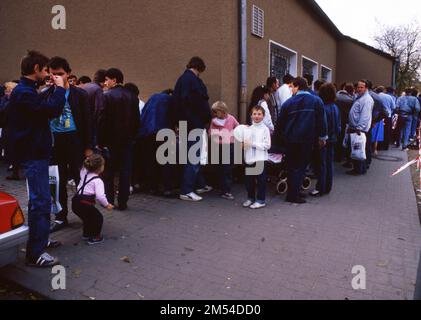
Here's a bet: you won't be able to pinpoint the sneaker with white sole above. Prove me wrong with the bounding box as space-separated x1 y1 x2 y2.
180 192 203 202
87 236 104 245
242 200 254 208
221 193 235 200
196 186 213 194
26 252 59 268
250 202 266 209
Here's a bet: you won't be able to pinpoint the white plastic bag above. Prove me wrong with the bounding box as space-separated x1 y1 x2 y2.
342 124 349 148
28 165 62 214
350 133 367 161
200 129 208 165
49 165 62 214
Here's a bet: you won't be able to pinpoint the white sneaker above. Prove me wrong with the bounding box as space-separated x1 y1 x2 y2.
250 202 266 209
242 200 254 208
180 192 203 202
196 186 213 194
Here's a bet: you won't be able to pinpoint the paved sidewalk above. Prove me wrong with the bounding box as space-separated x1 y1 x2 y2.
1 149 420 300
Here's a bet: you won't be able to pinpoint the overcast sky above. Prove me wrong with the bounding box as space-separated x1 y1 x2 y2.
315 0 421 47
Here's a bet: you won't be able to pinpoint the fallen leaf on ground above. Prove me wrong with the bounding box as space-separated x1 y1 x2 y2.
377 261 389 267
120 256 131 263
72 269 82 278
184 247 194 252
137 292 145 299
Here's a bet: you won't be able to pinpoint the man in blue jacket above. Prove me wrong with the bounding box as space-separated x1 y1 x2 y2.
275 77 328 204
138 90 174 195
173 57 212 202
7 51 66 267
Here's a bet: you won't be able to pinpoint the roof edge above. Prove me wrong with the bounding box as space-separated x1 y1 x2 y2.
341 35 397 61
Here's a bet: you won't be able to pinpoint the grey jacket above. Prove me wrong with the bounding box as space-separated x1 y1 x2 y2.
349 91 374 133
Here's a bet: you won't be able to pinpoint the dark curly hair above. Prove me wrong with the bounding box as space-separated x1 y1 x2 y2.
83 154 105 173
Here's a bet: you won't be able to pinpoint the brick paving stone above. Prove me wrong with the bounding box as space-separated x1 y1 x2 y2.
0 149 420 299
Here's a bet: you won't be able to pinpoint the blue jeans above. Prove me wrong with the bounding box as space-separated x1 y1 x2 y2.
105 143 134 207
400 116 412 148
22 160 51 260
411 114 419 139
316 144 334 194
286 143 312 200
245 162 266 203
181 138 206 195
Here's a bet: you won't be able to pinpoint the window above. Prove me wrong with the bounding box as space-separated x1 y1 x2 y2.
302 56 318 87
269 41 297 80
321 65 332 82
252 5 264 38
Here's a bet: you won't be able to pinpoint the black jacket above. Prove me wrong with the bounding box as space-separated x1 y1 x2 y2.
173 70 212 131
97 85 141 147
40 85 92 150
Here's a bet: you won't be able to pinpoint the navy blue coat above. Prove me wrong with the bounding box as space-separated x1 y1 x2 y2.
275 91 327 145
324 103 341 143
139 93 173 138
7 77 66 162
173 70 212 131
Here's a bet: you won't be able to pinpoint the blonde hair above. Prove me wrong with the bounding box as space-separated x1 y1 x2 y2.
211 101 229 115
5 82 17 93
83 154 105 173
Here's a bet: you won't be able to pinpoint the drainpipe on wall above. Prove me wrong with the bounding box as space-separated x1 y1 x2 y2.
239 0 247 123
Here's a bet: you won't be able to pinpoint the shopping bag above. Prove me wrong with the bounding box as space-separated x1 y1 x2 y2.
350 132 366 161
342 124 349 148
200 129 208 165
28 165 62 214
49 165 62 214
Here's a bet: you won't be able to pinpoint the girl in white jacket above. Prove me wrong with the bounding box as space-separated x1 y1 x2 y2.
243 106 271 209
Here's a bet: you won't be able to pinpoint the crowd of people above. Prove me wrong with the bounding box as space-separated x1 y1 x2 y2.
0 50 420 267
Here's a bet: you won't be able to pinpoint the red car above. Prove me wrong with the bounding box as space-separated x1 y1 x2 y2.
0 192 29 267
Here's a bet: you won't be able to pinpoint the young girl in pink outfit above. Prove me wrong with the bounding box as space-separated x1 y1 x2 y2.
72 154 114 245
209 101 239 200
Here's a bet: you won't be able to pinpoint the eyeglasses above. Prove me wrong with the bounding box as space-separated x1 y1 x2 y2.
51 72 65 76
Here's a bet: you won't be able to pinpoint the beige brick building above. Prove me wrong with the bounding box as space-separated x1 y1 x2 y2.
0 0 397 121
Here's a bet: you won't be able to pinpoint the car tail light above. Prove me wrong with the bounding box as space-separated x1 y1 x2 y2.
11 206 25 229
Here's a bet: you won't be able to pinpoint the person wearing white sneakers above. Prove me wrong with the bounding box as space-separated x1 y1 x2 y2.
242 105 271 209
173 57 213 202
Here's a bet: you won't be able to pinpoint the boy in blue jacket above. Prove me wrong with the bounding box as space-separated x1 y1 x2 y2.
7 51 66 267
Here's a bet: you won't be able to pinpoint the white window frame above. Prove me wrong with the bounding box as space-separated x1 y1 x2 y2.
251 5 264 38
268 40 298 78
320 64 333 82
301 55 319 89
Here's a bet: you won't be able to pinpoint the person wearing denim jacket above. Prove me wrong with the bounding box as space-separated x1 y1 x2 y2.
312 83 341 197
275 77 328 204
396 88 420 150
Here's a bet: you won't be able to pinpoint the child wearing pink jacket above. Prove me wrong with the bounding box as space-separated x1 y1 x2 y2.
209 101 239 200
72 154 114 245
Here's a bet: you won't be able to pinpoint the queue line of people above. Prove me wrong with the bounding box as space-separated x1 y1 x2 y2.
1 50 421 268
